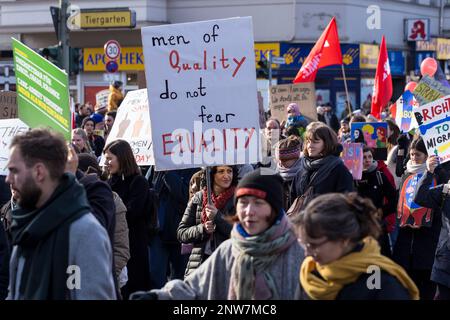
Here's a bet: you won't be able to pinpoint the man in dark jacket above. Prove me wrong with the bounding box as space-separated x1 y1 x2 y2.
0 222 9 300
149 167 199 289
414 155 450 300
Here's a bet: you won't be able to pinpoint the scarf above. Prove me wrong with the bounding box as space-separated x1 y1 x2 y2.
298 155 342 194
277 157 302 182
300 237 420 300
363 161 378 173
10 173 91 300
406 160 427 174
201 186 235 224
228 213 297 300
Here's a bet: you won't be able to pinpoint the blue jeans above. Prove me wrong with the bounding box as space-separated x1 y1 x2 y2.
148 234 188 289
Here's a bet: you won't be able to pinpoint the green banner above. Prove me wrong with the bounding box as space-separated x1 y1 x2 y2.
12 38 71 140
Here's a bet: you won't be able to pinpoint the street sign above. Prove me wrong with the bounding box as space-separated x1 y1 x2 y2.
106 60 119 73
272 56 286 64
104 40 121 60
67 8 136 29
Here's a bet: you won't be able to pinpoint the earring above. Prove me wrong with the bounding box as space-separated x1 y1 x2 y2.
121 173 125 181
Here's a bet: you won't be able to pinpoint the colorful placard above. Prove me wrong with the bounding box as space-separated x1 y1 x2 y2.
341 143 363 180
351 122 388 160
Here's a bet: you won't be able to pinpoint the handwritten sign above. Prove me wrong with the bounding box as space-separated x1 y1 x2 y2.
0 91 18 119
142 17 260 171
269 83 316 123
413 94 450 163
0 118 29 174
351 122 388 160
413 75 450 106
394 90 418 133
95 89 110 111
100 89 154 166
341 143 363 180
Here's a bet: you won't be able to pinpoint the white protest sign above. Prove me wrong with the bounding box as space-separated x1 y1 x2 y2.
413 94 450 163
95 89 110 111
0 118 29 174
100 89 154 166
141 17 260 171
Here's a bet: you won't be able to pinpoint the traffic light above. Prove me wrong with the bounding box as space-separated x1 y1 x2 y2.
39 46 59 66
257 59 269 79
38 46 81 75
69 48 82 75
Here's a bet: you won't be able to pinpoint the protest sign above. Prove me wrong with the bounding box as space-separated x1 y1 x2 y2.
0 91 18 119
413 95 450 163
394 90 418 133
12 38 71 140
100 89 154 166
413 75 450 106
351 122 388 160
0 118 29 174
95 89 110 111
269 83 317 123
341 143 363 180
141 17 260 171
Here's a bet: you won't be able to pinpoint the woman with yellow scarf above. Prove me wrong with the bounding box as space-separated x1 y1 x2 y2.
291 192 419 300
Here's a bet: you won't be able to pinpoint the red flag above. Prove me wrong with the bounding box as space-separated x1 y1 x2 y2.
293 17 343 83
371 36 393 120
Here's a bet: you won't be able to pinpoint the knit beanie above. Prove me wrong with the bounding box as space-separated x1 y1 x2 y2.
287 103 301 116
234 168 284 215
275 136 302 160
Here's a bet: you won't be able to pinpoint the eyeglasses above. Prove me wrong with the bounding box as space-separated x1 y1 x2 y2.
298 238 329 252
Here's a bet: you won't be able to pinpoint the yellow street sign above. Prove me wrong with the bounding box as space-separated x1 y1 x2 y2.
69 9 136 29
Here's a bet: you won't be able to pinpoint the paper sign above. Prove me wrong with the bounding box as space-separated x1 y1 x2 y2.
269 82 317 123
351 122 388 160
0 91 18 119
413 75 450 106
341 143 363 180
394 90 418 133
413 94 450 163
95 89 110 111
12 38 71 140
0 118 29 174
100 89 154 166
141 17 260 171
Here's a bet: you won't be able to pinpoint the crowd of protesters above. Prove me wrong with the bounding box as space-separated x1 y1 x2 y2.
0 92 449 301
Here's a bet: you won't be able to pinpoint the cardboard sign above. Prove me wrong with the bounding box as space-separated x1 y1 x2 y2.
0 118 29 174
341 143 363 180
413 75 450 106
0 91 18 119
269 82 317 123
95 89 110 111
413 95 450 163
351 122 388 160
12 38 71 140
394 90 418 133
100 89 154 166
142 17 260 171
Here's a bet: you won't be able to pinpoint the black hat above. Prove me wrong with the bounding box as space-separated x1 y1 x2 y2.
234 168 284 215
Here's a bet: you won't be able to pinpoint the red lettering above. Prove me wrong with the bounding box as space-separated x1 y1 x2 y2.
169 50 180 73
244 127 255 148
422 108 431 121
185 132 195 153
199 134 208 152
162 133 174 155
231 128 240 149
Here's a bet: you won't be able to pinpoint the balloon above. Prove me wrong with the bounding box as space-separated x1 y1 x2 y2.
420 57 438 77
404 81 417 92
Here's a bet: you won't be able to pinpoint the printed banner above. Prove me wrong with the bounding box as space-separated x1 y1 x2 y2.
269 82 316 123
142 17 260 170
0 118 29 174
413 95 450 163
413 75 450 106
351 122 388 160
0 91 18 119
12 38 71 140
100 89 154 166
341 143 363 180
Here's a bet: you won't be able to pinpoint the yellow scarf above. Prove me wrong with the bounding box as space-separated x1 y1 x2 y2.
300 237 419 300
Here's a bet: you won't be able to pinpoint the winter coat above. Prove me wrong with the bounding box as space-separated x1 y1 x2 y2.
318 113 340 132
108 174 151 298
150 238 304 300
0 222 9 300
414 164 450 288
177 191 234 278
152 169 199 244
88 134 105 158
291 156 354 208
112 192 130 279
393 171 441 271
107 85 124 112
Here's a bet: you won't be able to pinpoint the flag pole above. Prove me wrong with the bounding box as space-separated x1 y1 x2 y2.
341 64 352 117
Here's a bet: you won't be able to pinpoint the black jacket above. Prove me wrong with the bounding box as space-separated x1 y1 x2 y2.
0 222 9 300
414 164 450 288
291 156 354 208
318 113 340 133
177 191 234 278
393 171 441 271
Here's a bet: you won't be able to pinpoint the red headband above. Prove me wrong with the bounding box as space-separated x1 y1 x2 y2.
235 187 267 199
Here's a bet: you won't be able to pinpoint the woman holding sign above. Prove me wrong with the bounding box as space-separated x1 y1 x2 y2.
290 122 354 213
177 166 237 278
